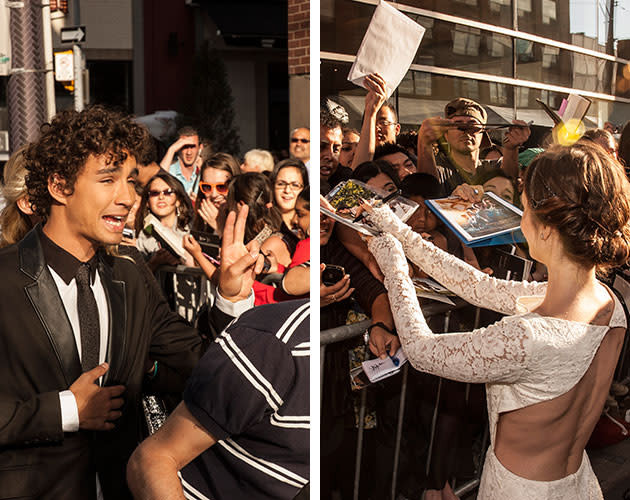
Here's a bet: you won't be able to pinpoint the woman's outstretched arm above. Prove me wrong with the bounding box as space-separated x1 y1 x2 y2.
367 233 532 383
367 205 547 315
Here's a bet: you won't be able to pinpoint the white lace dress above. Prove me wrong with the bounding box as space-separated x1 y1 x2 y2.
366 206 626 500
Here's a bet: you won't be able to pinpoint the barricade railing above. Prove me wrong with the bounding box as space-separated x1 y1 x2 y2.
320 300 488 500
154 265 210 324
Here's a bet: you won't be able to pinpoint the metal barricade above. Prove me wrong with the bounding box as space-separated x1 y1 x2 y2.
154 265 211 325
320 301 489 500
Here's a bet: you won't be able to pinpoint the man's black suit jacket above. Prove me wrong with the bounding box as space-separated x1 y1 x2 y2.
0 226 204 499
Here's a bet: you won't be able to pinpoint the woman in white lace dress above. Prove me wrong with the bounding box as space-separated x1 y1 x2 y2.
364 143 630 499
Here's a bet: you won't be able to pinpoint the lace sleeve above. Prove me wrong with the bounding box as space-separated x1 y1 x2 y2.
368 234 531 383
368 205 547 315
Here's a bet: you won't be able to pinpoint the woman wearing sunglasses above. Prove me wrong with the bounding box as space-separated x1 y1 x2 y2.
193 153 241 234
135 171 194 270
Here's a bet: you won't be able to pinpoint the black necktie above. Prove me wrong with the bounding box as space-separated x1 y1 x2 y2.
76 263 100 372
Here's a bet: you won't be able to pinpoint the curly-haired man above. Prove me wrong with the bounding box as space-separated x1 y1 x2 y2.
0 106 204 500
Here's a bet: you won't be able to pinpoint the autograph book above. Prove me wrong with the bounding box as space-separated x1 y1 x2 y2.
322 179 418 236
425 192 525 247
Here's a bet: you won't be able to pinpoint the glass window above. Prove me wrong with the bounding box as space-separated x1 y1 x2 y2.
490 0 511 13
542 0 556 24
452 27 481 56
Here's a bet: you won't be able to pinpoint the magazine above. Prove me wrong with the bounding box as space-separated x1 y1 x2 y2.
425 191 525 247
322 179 418 236
412 278 456 305
143 213 187 260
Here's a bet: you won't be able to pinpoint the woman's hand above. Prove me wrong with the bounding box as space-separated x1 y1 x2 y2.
452 183 484 203
320 263 354 308
198 198 219 230
183 234 203 261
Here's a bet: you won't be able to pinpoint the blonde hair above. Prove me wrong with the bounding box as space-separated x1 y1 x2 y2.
244 149 274 172
0 146 34 247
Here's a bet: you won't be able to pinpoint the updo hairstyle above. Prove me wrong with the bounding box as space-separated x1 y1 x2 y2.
523 143 630 272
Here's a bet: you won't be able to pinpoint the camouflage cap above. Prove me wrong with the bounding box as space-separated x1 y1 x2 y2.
444 98 487 125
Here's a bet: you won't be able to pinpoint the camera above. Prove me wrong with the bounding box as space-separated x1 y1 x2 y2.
122 227 135 239
322 264 345 286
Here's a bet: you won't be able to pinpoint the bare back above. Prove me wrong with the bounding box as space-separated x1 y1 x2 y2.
494 294 625 480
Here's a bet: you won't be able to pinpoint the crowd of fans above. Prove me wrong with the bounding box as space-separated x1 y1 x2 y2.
0 106 310 500
320 73 630 499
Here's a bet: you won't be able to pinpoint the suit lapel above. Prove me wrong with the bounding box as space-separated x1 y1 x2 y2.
20 227 82 386
98 257 127 386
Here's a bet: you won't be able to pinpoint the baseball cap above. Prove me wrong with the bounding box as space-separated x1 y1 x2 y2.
445 98 487 125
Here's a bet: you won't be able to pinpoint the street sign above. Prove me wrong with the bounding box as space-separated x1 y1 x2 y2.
60 26 86 44
54 50 73 81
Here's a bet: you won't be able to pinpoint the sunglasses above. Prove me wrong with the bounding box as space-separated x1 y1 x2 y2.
148 189 175 198
199 181 229 195
291 138 310 144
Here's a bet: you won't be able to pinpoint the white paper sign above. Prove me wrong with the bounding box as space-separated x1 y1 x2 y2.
347 1 425 98
54 51 74 81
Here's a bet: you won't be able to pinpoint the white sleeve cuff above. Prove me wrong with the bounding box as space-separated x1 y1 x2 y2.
215 289 254 319
59 390 80 432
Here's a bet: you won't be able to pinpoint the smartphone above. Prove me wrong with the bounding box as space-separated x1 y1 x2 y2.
322 264 345 286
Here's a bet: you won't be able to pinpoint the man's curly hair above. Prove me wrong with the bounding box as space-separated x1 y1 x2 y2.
24 105 150 218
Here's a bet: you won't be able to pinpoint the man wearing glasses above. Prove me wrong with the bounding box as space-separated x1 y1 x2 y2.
349 73 401 169
159 126 203 197
289 127 310 168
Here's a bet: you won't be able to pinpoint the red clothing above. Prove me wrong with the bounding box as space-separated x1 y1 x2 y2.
254 238 310 306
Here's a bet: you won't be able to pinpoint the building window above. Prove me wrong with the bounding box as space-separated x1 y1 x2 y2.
490 82 509 104
455 0 478 5
489 33 511 58
50 0 68 13
516 39 534 63
517 0 532 15
462 79 480 101
490 0 511 13
452 27 480 56
516 87 530 107
542 0 556 24
542 45 559 68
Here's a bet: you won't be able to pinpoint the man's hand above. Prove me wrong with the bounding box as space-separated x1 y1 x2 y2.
364 73 387 116
197 198 220 231
368 324 401 360
452 183 484 203
218 205 264 302
320 263 354 307
417 116 451 146
171 136 198 153
502 120 530 151
69 363 125 431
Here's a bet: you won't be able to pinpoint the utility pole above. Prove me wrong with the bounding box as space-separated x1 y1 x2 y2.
42 0 55 120
70 0 84 111
6 0 48 153
603 0 616 95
